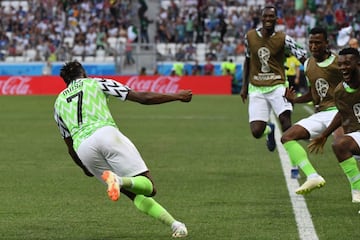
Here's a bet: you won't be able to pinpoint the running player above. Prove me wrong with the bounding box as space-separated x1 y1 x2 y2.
54 61 191 238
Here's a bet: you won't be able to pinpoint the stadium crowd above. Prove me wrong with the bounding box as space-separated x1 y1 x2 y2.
156 0 360 62
0 0 359 63
0 0 136 62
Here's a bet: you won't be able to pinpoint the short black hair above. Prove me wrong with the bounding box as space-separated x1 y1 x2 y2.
261 5 278 16
60 61 87 85
309 27 328 40
339 47 360 60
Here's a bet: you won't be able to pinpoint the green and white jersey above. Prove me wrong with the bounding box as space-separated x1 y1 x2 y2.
54 77 130 150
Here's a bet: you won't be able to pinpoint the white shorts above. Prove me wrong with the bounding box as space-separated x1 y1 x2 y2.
296 110 338 139
248 86 293 122
347 132 360 149
77 126 148 182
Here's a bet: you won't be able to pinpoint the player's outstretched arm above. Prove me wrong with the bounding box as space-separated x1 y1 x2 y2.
126 90 192 105
64 137 94 177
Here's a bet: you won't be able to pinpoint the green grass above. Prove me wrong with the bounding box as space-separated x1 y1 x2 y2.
0 95 359 240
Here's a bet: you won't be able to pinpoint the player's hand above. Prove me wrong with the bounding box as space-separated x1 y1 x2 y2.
240 87 248 103
308 136 327 154
178 90 192 102
284 87 296 103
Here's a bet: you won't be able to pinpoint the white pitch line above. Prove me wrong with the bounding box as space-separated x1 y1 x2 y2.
270 114 319 240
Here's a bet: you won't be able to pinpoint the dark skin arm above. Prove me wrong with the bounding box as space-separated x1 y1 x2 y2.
240 57 249 103
64 137 94 177
299 56 307 65
284 86 313 104
126 89 192 104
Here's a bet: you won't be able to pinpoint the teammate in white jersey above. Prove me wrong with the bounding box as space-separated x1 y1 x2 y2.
54 61 192 238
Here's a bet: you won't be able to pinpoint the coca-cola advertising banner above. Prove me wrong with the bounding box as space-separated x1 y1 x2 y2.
0 75 231 95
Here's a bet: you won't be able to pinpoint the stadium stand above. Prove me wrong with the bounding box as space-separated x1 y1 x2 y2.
0 0 359 76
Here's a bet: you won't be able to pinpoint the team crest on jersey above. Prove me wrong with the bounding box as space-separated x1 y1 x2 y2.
258 47 271 73
353 103 360 123
315 78 329 101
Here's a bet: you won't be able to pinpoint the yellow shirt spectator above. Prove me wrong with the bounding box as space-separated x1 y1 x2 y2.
285 55 301 93
285 55 301 76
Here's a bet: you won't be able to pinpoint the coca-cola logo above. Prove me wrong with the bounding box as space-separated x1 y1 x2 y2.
0 76 32 95
125 76 180 93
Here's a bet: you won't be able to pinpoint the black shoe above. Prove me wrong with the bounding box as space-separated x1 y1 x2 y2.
266 123 276 152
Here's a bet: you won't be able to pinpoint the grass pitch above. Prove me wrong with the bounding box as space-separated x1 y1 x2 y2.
0 95 359 240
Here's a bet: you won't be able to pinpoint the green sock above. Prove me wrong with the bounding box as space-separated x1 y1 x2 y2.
339 157 360 190
261 125 271 138
283 140 317 177
134 195 175 226
121 176 153 196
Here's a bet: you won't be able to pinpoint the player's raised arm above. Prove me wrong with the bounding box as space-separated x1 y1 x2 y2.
126 89 192 104
95 78 192 104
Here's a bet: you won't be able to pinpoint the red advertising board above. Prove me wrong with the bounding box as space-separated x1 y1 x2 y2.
0 75 231 95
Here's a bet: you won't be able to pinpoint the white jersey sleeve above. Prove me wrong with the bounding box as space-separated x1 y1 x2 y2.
285 35 308 60
94 78 130 101
54 109 71 138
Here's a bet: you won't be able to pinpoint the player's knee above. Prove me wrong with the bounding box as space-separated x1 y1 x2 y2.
252 131 263 139
250 126 264 138
331 138 346 153
250 122 266 138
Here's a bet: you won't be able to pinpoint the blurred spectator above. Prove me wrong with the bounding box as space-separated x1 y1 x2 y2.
157 20 169 43
349 38 360 51
85 40 96 57
175 17 186 43
96 26 107 50
139 13 153 48
8 39 22 56
208 29 221 51
185 12 195 43
56 43 72 62
42 60 52 75
203 57 214 75
218 14 227 43
175 45 186 61
222 40 236 58
139 66 147 75
168 0 180 21
221 58 235 76
172 62 184 76
334 6 346 28
109 0 121 21
195 9 205 43
124 37 135 66
185 43 196 61
285 54 302 94
72 41 85 59
294 21 307 39
0 32 9 60
235 39 245 56
138 0 148 19
191 60 202 75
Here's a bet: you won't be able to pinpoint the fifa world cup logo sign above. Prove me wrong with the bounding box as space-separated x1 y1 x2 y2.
258 47 271 73
353 103 360 123
315 78 329 101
